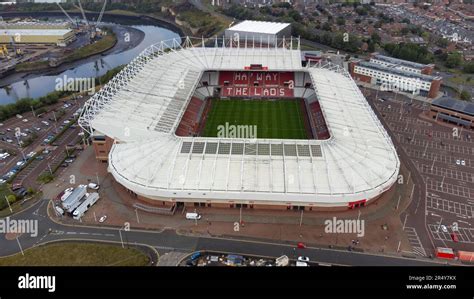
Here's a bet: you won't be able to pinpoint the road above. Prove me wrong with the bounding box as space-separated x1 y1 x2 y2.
0 198 453 266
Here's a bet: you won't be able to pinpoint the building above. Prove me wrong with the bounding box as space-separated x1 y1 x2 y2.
0 22 75 46
369 53 435 75
429 97 474 130
79 37 400 211
348 59 442 99
224 20 291 46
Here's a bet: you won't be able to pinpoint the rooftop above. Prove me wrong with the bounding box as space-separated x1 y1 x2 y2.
226 20 291 35
79 37 399 206
358 61 439 82
372 53 432 69
0 29 72 36
432 97 474 117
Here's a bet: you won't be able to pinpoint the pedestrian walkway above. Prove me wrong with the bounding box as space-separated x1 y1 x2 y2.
403 227 427 257
157 251 191 266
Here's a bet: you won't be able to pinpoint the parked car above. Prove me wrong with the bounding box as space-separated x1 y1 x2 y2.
22 119 28 123
65 158 75 164
440 225 448 233
297 256 310 263
185 212 201 220
451 232 459 242
99 215 107 223
88 182 100 190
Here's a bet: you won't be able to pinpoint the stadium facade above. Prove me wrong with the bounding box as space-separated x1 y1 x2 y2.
79 37 400 211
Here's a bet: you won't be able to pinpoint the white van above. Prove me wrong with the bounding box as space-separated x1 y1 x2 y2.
185 212 201 220
55 206 64 215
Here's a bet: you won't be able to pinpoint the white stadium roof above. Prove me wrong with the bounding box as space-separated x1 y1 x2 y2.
226 20 291 35
80 37 400 207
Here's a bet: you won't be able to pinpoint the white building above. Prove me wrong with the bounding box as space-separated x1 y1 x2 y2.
224 20 291 46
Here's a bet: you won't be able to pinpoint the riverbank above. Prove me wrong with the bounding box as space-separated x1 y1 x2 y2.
14 31 118 73
0 25 141 88
0 24 143 89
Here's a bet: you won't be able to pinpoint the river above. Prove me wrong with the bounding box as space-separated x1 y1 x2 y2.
0 20 181 104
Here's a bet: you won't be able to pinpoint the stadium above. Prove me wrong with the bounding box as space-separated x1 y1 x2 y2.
79 36 400 211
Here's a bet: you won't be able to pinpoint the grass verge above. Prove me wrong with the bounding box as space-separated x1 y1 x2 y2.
0 242 150 266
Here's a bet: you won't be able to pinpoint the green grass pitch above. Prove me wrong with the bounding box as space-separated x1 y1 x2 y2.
201 99 309 139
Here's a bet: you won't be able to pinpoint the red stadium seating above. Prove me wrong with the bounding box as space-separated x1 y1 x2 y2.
309 101 330 140
176 97 205 136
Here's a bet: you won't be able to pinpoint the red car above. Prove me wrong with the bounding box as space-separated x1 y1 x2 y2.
297 242 306 249
451 233 459 243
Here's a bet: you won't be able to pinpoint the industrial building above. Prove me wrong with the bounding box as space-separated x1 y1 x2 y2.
79 36 399 211
0 22 75 47
224 20 291 46
429 97 474 130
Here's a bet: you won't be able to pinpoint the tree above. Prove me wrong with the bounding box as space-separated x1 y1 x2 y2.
322 22 332 31
288 10 302 22
436 38 449 48
460 90 471 101
336 17 345 26
7 194 16 204
463 62 474 74
371 32 381 44
445 52 463 68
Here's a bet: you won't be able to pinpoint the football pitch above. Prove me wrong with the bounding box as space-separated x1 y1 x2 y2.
201 99 309 139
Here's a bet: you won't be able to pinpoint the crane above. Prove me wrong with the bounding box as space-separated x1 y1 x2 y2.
96 0 107 28
77 0 89 28
56 2 77 28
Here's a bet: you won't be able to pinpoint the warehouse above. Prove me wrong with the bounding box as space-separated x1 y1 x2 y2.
0 28 75 47
224 20 291 46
